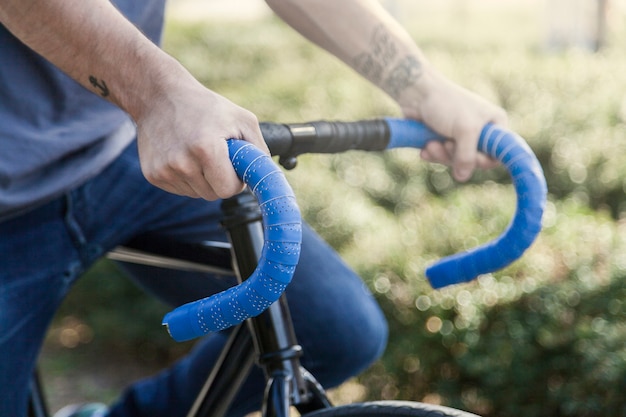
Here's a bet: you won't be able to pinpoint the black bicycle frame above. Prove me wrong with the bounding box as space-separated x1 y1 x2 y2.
188 190 332 417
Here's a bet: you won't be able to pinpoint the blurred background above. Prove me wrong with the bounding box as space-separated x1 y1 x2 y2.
40 1 626 416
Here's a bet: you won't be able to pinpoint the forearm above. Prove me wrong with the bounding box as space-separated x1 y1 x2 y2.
0 0 192 122
265 0 433 111
267 0 507 181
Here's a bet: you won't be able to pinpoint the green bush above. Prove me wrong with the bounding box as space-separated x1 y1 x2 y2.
357 200 626 416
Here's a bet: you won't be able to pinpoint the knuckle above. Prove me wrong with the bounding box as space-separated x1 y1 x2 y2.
214 180 245 200
142 166 166 187
166 154 194 177
246 111 259 125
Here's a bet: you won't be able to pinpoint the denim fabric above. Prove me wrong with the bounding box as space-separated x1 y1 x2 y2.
0 143 388 417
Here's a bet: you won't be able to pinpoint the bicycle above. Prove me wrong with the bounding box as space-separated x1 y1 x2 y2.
29 118 547 417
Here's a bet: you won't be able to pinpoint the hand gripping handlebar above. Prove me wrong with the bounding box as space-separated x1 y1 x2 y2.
162 140 302 342
384 118 547 289
162 119 547 342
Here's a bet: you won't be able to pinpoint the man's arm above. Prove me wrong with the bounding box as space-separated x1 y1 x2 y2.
0 0 268 200
265 0 507 181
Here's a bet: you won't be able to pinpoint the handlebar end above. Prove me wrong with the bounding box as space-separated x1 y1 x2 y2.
162 304 202 342
425 256 474 289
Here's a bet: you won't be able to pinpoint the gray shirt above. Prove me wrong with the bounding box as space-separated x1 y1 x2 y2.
0 0 166 221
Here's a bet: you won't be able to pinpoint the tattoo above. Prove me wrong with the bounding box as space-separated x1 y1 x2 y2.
354 52 384 83
371 25 397 66
353 25 422 98
88 76 110 97
354 25 397 83
383 56 423 98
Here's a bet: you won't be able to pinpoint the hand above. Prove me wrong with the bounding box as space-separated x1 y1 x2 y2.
135 80 269 201
401 72 508 182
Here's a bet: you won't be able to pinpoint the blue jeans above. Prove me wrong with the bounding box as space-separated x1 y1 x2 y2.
0 143 388 417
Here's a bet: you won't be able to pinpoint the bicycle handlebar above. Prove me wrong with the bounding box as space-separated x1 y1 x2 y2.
162 140 302 342
163 118 547 341
385 119 546 288
261 118 547 288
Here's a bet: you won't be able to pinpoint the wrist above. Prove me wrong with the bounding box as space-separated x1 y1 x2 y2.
115 46 198 123
393 63 441 120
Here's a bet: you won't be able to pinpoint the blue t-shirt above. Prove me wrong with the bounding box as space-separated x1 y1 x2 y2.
0 0 166 221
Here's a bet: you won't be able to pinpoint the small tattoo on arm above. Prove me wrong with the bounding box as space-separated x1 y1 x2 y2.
353 25 423 98
354 52 384 83
88 75 110 97
371 25 397 66
354 25 397 83
383 56 423 98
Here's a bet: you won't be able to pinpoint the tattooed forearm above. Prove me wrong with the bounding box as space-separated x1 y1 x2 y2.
88 75 110 97
353 25 422 98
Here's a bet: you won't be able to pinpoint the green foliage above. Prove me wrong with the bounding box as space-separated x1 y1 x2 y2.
358 201 626 416
455 275 626 417
43 5 626 416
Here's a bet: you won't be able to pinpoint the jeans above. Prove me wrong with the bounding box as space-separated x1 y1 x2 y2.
0 143 388 417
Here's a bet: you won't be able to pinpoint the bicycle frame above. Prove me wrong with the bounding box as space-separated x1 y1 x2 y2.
186 190 332 417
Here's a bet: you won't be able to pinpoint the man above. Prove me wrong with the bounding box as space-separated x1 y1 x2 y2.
0 0 506 416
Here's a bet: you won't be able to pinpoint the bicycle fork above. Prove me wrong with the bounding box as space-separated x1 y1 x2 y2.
187 190 332 417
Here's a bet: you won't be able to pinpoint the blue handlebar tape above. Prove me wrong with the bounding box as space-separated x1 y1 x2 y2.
162 140 302 342
385 118 547 289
